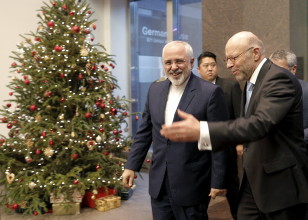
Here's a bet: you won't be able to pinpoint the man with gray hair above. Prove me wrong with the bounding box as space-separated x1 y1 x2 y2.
269 49 308 149
123 41 229 220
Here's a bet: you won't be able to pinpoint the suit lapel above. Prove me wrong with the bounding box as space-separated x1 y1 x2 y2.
173 74 196 122
246 59 272 115
158 79 171 124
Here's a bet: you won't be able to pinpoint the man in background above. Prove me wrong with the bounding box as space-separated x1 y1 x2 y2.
269 49 308 149
269 49 308 220
197 51 242 219
122 41 229 220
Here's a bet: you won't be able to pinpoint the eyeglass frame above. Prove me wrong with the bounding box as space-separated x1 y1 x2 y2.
224 47 254 63
163 59 189 67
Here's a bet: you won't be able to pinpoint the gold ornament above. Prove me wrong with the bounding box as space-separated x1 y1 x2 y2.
37 25 44 32
46 105 52 110
6 173 15 184
29 182 36 190
35 114 42 121
93 190 98 195
71 132 76 137
124 146 130 152
91 195 96 200
20 201 27 209
86 63 91 75
59 114 64 120
80 48 89 56
81 87 87 92
25 139 34 148
100 114 105 119
44 147 54 157
44 56 50 61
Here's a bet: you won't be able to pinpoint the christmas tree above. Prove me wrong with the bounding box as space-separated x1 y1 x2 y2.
0 0 132 215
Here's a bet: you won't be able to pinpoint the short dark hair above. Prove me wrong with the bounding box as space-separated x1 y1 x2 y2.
197 51 217 67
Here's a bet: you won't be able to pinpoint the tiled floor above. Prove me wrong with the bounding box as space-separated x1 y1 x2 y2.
0 172 233 220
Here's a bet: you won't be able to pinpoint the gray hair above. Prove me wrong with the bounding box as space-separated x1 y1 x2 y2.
162 41 193 59
269 49 297 67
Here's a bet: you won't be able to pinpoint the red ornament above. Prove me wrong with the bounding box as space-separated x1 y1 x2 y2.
41 131 46 137
97 98 103 102
29 105 37 111
78 73 83 80
44 91 53 97
33 211 38 216
11 62 17 67
73 154 78 160
35 149 41 155
54 45 63 52
96 165 101 170
99 128 104 133
9 92 13 96
85 113 92 118
52 2 56 6
123 112 128 116
47 21 55 27
146 159 151 163
2 117 7 123
35 37 41 41
12 204 19 210
113 129 118 135
12 121 17 124
91 65 96 70
103 152 109 156
31 51 36 56
24 79 30 85
92 24 96 30
73 179 79 184
110 108 117 115
69 11 75 16
23 75 28 79
49 139 54 146
71 25 80 33
62 4 67 10
87 10 92 14
100 103 105 109
135 115 139 120
60 97 66 102
91 37 94 41
59 73 65 78
6 103 11 108
84 29 91 34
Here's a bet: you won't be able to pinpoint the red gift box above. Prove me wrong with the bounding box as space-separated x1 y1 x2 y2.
81 188 117 208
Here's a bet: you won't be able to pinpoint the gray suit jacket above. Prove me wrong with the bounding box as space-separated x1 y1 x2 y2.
208 59 308 213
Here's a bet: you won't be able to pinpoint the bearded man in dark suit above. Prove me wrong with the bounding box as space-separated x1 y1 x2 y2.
161 32 308 220
122 41 229 220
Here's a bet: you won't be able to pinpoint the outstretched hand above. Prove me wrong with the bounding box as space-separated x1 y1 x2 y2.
160 109 200 142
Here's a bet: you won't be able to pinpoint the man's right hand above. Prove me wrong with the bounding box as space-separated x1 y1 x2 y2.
122 169 135 188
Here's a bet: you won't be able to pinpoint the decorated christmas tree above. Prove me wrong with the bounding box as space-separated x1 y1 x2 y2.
0 0 132 215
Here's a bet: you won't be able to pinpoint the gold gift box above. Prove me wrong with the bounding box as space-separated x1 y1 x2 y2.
52 202 80 215
95 195 121 212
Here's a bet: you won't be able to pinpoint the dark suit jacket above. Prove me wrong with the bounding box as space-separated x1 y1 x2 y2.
125 73 229 206
216 76 242 119
299 79 308 145
208 60 308 212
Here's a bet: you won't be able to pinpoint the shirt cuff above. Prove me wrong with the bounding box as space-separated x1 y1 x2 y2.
198 121 212 151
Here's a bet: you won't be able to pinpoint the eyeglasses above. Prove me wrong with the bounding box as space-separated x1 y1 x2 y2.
224 47 254 63
163 59 187 67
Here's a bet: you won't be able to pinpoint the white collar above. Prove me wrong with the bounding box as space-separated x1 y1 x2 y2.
249 58 267 85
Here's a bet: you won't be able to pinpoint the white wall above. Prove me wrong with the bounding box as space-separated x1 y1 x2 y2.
0 0 130 135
